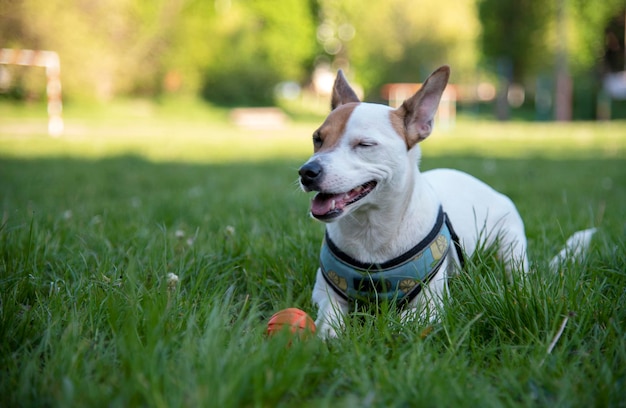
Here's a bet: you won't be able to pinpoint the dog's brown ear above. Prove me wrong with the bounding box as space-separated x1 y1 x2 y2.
394 65 450 148
331 69 360 110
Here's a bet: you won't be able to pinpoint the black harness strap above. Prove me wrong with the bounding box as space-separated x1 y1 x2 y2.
444 213 465 269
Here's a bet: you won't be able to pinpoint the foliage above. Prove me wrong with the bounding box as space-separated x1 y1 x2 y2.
0 0 317 105
478 0 625 80
0 0 182 100
318 0 480 95
565 0 625 74
478 0 553 81
197 0 318 106
0 0 623 105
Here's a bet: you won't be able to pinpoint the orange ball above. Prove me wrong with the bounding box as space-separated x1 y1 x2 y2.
266 308 316 337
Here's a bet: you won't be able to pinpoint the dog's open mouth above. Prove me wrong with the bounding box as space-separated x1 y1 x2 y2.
310 181 377 220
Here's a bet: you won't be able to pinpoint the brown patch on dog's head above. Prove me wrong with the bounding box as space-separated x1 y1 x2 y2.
312 102 359 153
309 70 361 153
389 111 408 146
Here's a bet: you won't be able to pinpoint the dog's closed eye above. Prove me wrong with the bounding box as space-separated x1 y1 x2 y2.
355 140 377 148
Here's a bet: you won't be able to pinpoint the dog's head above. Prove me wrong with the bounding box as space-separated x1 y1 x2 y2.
299 66 450 222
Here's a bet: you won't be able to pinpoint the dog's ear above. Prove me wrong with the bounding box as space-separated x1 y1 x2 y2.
331 69 360 110
393 66 450 148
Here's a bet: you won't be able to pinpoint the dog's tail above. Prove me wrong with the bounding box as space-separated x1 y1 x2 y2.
549 228 597 271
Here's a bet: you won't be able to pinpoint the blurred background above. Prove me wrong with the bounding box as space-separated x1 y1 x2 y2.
1 0 625 122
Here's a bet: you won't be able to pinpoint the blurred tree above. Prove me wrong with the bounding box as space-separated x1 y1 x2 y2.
602 11 626 73
478 0 552 82
4 0 618 109
478 0 624 78
159 1 219 96
0 0 183 101
478 0 553 119
0 0 317 104
318 0 480 98
168 0 316 105
565 0 625 74
478 0 625 119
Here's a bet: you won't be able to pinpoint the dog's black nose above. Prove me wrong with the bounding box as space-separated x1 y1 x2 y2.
299 161 323 188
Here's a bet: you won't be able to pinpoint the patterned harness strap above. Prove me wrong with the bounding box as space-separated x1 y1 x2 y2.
319 206 465 307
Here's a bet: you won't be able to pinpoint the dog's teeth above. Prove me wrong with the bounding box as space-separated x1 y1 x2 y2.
355 186 363 192
331 199 336 210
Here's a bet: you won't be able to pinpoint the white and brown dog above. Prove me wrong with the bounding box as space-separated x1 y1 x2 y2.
298 66 595 338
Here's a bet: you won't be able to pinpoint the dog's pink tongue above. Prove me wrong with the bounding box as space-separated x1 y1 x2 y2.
311 192 346 216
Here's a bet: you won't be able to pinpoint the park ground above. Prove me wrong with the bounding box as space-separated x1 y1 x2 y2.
1 100 625 407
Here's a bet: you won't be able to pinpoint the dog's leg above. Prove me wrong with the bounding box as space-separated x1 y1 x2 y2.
312 269 349 338
499 233 530 274
491 212 530 274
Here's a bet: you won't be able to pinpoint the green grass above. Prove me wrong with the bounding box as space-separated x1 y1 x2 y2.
1 102 625 407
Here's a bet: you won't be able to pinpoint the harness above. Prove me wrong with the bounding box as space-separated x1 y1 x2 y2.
319 206 465 307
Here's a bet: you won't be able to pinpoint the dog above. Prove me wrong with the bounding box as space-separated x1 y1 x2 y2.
298 66 595 338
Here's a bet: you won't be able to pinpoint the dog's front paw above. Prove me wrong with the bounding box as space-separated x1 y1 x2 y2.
315 318 340 339
312 272 349 339
314 303 345 339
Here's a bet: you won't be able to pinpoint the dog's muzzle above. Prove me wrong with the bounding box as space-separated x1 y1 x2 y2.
299 161 323 191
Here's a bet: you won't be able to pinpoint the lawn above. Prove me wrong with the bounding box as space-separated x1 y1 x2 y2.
1 102 625 407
